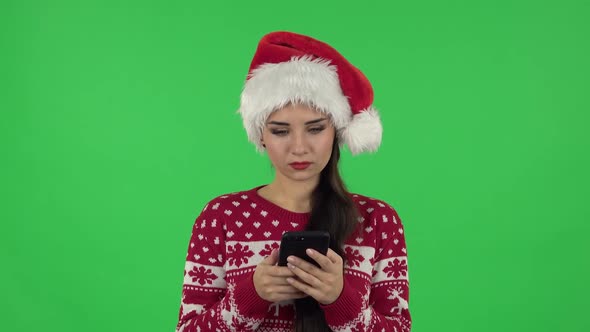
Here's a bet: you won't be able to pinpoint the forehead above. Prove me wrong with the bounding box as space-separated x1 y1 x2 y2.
267 103 329 123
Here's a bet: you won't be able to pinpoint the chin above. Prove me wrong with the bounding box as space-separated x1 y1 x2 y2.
291 174 315 181
282 170 320 182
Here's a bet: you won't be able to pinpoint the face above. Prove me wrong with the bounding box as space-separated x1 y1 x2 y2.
260 103 336 184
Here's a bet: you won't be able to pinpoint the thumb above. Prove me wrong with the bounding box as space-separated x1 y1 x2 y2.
263 249 279 265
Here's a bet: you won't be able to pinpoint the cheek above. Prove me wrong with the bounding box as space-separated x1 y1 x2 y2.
319 131 336 154
264 141 285 162
265 139 285 152
322 143 334 160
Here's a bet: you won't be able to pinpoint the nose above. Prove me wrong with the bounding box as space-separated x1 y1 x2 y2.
291 131 308 155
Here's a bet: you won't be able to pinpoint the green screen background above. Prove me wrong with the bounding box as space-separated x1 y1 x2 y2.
2 0 589 331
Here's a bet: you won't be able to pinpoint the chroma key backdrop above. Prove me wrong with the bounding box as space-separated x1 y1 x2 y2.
1 0 589 332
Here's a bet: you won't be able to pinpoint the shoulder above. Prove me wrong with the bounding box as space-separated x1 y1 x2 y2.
197 187 259 215
349 192 402 222
348 192 408 258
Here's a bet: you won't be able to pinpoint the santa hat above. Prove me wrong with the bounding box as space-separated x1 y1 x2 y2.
237 31 382 155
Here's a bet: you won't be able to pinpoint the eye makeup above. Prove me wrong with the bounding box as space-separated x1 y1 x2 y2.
270 129 288 136
269 126 325 136
309 126 325 133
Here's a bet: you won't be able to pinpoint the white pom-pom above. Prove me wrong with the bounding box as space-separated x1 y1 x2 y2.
341 106 383 155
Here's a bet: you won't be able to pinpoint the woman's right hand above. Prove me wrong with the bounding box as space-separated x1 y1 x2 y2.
253 249 308 302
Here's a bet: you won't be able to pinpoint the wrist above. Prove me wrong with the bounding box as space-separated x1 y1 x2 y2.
233 272 273 315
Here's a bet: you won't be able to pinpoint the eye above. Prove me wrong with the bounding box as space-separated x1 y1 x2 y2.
309 126 325 134
271 129 288 136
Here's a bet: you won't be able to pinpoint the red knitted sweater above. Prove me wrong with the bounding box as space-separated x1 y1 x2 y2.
175 185 411 332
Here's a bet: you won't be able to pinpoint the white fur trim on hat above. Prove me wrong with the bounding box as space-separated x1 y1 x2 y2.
238 55 352 153
341 106 382 155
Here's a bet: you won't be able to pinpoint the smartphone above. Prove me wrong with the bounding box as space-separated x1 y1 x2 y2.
278 231 330 267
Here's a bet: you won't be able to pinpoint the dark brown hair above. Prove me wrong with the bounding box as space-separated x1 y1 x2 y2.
293 135 359 332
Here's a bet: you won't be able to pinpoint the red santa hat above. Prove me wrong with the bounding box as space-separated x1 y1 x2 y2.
237 31 382 155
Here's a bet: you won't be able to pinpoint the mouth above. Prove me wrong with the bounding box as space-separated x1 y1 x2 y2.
289 162 312 170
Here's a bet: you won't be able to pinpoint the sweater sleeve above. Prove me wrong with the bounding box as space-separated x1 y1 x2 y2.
320 202 412 331
175 198 272 332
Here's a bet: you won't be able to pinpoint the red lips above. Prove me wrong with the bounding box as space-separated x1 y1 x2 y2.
289 162 311 170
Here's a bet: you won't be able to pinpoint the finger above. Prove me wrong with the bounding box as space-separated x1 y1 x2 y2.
286 276 322 300
268 266 297 278
325 248 343 265
287 256 328 280
262 249 279 265
287 263 322 288
306 248 335 271
265 276 295 286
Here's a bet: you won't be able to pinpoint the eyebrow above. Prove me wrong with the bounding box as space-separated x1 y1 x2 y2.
267 118 328 126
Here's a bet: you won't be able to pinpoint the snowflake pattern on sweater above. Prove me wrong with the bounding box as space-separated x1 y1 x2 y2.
175 185 412 332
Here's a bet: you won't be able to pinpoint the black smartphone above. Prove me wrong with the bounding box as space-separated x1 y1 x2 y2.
278 231 330 267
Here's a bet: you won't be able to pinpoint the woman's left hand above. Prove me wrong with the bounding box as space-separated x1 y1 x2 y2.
286 248 344 305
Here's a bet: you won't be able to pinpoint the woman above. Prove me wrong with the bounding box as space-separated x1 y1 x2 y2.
175 31 412 332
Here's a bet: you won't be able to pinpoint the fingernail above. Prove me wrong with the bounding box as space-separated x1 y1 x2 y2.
306 249 314 256
287 263 295 269
287 256 295 263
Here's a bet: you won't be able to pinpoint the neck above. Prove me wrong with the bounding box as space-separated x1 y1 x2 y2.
263 175 320 213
